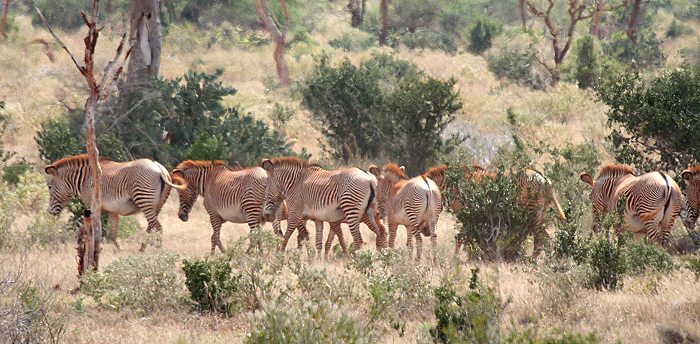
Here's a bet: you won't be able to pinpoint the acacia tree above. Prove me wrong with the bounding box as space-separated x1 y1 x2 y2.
348 0 366 27
379 0 388 46
0 0 10 41
526 0 619 84
37 1 131 276
123 0 161 96
255 0 291 86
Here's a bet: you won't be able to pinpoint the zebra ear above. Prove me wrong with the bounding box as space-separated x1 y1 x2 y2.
579 172 594 186
368 165 381 178
399 166 406 173
682 170 694 182
172 168 184 177
261 159 274 173
44 165 58 176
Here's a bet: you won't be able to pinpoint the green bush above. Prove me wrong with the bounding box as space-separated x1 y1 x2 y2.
182 256 242 315
625 240 677 275
602 30 665 69
573 36 601 89
596 66 700 171
329 31 377 52
486 30 550 90
81 250 182 313
666 19 690 38
31 0 93 30
686 255 700 281
2 159 32 186
468 18 501 54
430 268 504 343
587 231 627 291
401 30 459 54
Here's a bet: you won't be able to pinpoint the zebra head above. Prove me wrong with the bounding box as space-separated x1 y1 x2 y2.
262 159 284 222
682 168 700 230
580 171 603 232
171 168 195 222
44 165 73 216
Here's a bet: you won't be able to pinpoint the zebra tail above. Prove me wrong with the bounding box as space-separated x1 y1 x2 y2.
551 193 567 223
365 183 375 213
155 162 187 190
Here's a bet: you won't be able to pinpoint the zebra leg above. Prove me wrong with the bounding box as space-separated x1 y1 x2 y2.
334 222 349 255
314 220 324 256
413 230 423 262
430 221 438 264
406 226 415 258
362 211 387 250
140 216 164 252
388 220 398 249
108 213 121 250
454 238 463 255
297 222 310 249
281 216 304 251
532 226 549 257
208 214 226 255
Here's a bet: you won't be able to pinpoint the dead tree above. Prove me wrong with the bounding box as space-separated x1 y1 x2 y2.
379 0 389 46
0 0 10 41
526 0 606 84
348 0 366 27
124 0 161 96
37 1 131 277
255 0 291 86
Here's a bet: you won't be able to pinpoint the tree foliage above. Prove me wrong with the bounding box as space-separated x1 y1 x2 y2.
596 66 700 171
301 54 462 174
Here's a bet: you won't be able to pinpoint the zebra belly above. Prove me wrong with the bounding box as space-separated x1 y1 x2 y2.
304 205 345 223
217 206 247 223
102 198 140 216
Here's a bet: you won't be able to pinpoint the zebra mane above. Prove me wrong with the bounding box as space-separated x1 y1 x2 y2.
383 163 408 180
684 165 700 174
50 154 112 169
597 164 636 178
268 157 323 169
423 164 448 180
175 160 242 171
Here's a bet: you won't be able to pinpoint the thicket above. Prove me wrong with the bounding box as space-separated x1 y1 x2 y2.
596 65 700 171
301 54 462 175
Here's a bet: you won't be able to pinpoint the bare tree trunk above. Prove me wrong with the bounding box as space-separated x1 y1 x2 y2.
519 0 527 30
348 0 366 27
590 0 604 38
37 1 131 279
255 0 291 86
626 0 643 42
124 0 161 96
379 0 388 46
0 0 10 41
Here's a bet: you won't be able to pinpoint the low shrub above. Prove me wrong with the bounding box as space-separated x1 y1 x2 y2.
486 29 551 90
468 17 501 54
625 240 677 275
329 31 377 52
586 231 627 291
534 259 587 317
430 268 504 343
81 250 182 313
666 19 690 38
182 256 242 316
686 255 700 281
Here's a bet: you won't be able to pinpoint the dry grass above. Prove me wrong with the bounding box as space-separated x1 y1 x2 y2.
2 6 700 343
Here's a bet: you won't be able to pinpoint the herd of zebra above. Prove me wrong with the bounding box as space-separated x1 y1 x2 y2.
43 154 700 260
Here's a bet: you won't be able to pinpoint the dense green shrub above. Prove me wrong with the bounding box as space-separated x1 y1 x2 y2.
430 268 504 343
182 256 242 315
401 30 459 54
625 240 677 275
602 30 665 69
573 36 601 89
81 250 182 313
596 66 700 171
329 31 377 52
587 230 627 291
486 30 550 90
666 19 690 38
302 54 461 173
468 18 501 54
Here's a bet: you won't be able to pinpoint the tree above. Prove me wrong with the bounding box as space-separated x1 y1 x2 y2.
255 0 291 86
36 1 131 276
625 0 647 42
0 0 9 41
596 66 700 172
519 0 528 29
124 0 161 96
348 0 366 27
379 0 388 46
590 0 605 38
574 35 600 89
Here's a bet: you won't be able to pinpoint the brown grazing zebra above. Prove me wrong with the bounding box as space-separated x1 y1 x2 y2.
261 157 386 252
45 154 184 251
371 163 442 262
580 164 681 246
424 164 566 255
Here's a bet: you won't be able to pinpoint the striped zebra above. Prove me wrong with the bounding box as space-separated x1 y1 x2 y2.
371 163 442 261
681 166 700 230
44 154 184 251
261 157 386 252
424 164 566 255
171 160 295 254
580 164 681 245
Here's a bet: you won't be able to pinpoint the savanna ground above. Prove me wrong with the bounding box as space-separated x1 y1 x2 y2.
1 1 700 343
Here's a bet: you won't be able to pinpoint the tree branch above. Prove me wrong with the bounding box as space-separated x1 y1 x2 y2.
34 7 84 74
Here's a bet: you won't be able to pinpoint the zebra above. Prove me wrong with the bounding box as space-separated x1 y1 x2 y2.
370 163 442 262
580 164 681 246
681 166 700 231
424 164 566 255
171 160 296 255
44 154 185 251
261 157 386 252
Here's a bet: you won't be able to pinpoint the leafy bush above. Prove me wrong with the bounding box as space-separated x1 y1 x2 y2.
302 54 462 173
573 36 601 89
468 18 501 54
625 240 677 275
329 30 376 52
534 260 587 317
401 30 459 54
666 19 690 38
486 30 550 90
587 231 627 291
81 250 182 313
596 66 700 171
2 159 32 186
602 30 665 69
430 268 504 343
182 256 242 315
686 255 700 281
